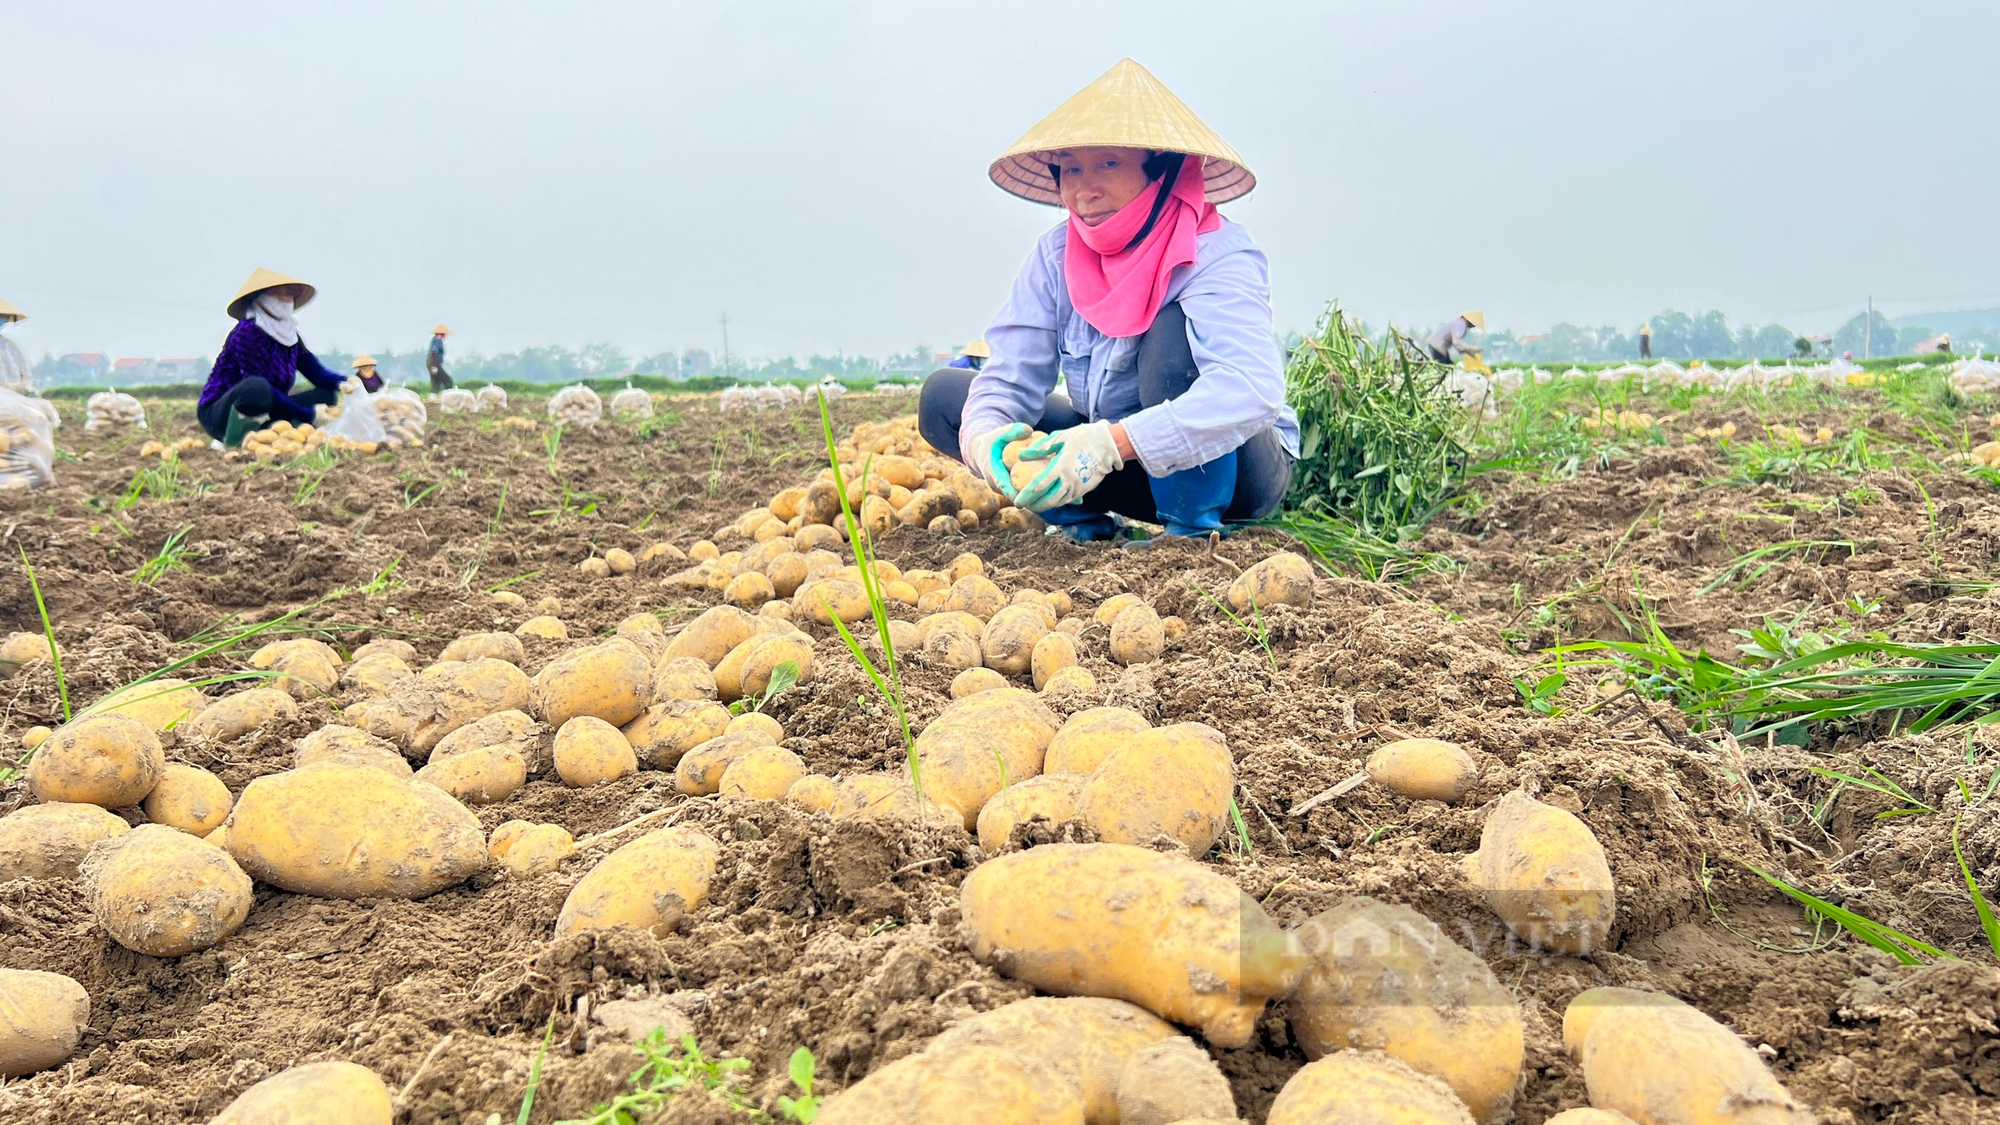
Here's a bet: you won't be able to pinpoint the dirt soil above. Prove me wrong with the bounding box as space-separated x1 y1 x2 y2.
1 392 1997 1124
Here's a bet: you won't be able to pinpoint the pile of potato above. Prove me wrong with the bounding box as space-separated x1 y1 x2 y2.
476 384 509 410
609 386 655 418
0 398 56 489
239 420 381 460
1576 407 1655 434
548 384 603 426
138 437 206 458
374 389 427 448
438 388 480 414
1765 423 1836 445
82 391 146 433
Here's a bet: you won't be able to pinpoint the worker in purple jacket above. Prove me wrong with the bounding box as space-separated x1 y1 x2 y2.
198 268 379 447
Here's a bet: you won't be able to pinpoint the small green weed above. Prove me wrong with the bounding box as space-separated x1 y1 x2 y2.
730 660 800 716
133 525 201 585
556 1030 754 1125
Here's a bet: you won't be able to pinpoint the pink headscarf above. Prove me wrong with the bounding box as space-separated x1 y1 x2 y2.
1063 153 1222 338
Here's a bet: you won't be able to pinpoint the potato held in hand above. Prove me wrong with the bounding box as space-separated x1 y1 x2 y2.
1465 791 1615 954
84 823 254 956
226 762 487 898
1563 987 1810 1125
0 968 90 1078
960 842 1305 1049
1289 897 1524 1121
555 826 719 939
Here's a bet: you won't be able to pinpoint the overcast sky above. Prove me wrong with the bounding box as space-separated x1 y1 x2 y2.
6 1 1996 361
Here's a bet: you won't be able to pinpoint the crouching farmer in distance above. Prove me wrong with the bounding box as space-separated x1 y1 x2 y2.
919 59 1297 542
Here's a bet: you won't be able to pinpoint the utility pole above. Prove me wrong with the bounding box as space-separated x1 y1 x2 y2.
1864 295 1872 360
718 312 731 377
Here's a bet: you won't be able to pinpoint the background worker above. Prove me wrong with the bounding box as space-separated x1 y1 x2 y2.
1425 310 1484 365
0 298 33 392
947 338 990 371
351 354 382 391
919 59 1296 542
198 269 378 447
427 323 454 396
1639 322 1653 358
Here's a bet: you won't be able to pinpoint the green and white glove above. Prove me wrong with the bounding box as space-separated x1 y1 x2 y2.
964 423 1031 496
1013 420 1124 512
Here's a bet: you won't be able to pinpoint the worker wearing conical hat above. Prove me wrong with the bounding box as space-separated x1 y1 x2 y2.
0 298 32 392
1639 322 1653 359
1425 311 1485 365
426 323 454 397
918 59 1298 542
198 268 377 447
947 338 991 371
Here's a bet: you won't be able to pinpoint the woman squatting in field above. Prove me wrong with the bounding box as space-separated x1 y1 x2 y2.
198 268 380 448
919 59 1298 542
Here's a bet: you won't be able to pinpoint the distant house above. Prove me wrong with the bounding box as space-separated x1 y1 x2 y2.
47 353 111 383
112 357 158 383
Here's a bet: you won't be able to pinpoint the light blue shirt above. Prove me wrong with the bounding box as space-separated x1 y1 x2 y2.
961 218 1298 477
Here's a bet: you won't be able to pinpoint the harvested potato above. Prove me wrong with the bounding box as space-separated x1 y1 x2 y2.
1092 593 1143 625
617 612 666 637
721 632 815 703
0 631 55 676
415 744 527 805
795 523 842 552
653 657 720 702
491 590 528 609
533 642 652 728
915 688 1062 828
578 557 612 579
1226 552 1315 613
799 576 871 625
1030 632 1079 690
84 823 253 956
816 1043 1083 1125
675 730 777 796
184 688 297 742
922 610 988 639
0 967 89 1078
725 571 776 609
924 622 985 671
785 774 837 812
1267 1052 1475 1125
553 716 638 787
605 547 637 575
0 802 130 880
1078 724 1234 854
249 639 340 701
21 725 49 750
996 508 1038 532
622 699 733 769
961 843 1304 1048
347 658 533 754
727 711 783 742
84 677 208 732
1366 738 1478 803
666 606 755 667
1464 791 1615 954
515 615 569 640
952 667 1008 698
947 551 985 582
1109 603 1166 666
428 708 547 772
27 713 163 808
982 604 1050 675
142 763 233 836
354 639 418 664
439 631 527 665
489 820 574 876
554 826 719 938
976 773 1086 853
828 773 965 825
1289 897 1525 1120
1545 1112 1640 1125
210 1060 394 1125
764 553 810 598
1113 1036 1237 1125
1040 665 1098 699
929 997 1178 1125
1563 987 1809 1125
225 762 487 898
719 744 807 800
293 726 411 776
945 574 1007 619
1046 707 1152 775
341 653 413 697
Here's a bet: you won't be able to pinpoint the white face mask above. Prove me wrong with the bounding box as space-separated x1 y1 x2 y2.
249 292 301 345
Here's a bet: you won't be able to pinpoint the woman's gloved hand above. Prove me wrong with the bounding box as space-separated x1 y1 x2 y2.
964 423 1031 495
1013 420 1124 512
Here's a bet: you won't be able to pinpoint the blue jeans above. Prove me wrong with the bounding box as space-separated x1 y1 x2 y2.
917 303 1292 537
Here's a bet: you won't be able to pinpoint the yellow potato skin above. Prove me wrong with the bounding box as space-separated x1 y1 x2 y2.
675 730 777 796
293 725 410 775
1039 664 1099 699
27 712 164 809
622 699 732 769
554 827 718 939
490 822 574 876
799 577 871 625
210 1060 393 1125
428 709 546 773
1114 1036 1239 1125
816 1043 1085 1125
533 642 653 728
1562 988 1810 1125
1545 1111 1641 1125
1078 724 1234 855
981 604 1049 676
1465 791 1616 955
785 774 837 812
1045 707 1152 775
516 615 569 640
84 823 254 956
1226 552 1315 613
1030 631 1079 690
1366 738 1479 803
1109 603 1166 666
349 658 533 753
959 843 1305 1049
415 746 527 805
723 632 815 703
225 763 486 899
439 631 526 665
915 688 1061 828
828 774 965 825
84 677 208 732
664 605 755 667
142 762 234 835
923 623 985 671
1267 1052 1476 1125
930 997 1178 1125
944 574 1007 620
184 688 297 743
724 571 776 609
718 745 807 800
652 657 719 702
976 774 1086 853
1092 593 1143 625
553 716 639 787
951 667 1008 698
1288 897 1525 1121
0 803 129 880
0 968 90 1078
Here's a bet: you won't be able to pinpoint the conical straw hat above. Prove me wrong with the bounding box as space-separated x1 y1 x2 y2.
0 297 23 323
961 338 991 359
352 354 378 369
1460 310 1486 331
227 268 316 320
990 58 1255 207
